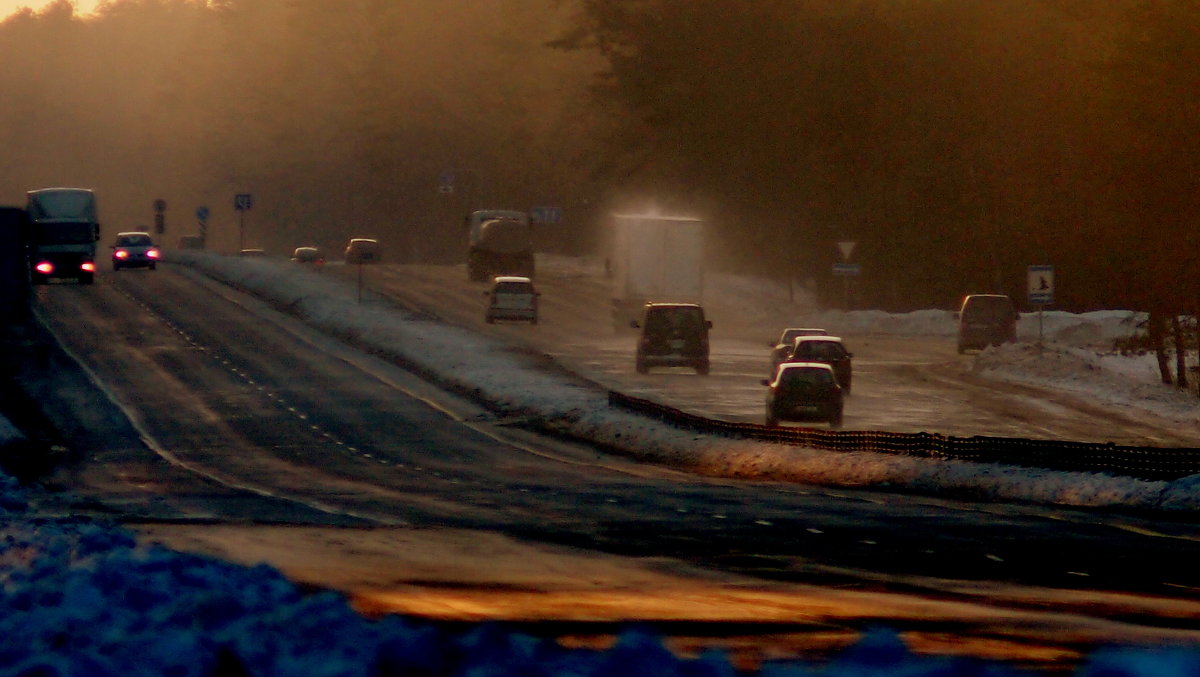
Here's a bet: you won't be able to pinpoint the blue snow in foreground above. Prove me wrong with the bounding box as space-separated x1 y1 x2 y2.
0 474 1198 676
1 483 1199 676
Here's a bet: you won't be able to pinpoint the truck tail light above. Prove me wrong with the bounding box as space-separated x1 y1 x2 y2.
80 261 96 272
35 261 54 275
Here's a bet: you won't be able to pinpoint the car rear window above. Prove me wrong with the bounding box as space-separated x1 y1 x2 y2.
781 368 833 387
963 296 1014 319
793 341 844 360
646 307 704 333
494 281 532 294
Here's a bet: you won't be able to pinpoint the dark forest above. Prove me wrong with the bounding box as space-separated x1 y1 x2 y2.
2 0 1196 312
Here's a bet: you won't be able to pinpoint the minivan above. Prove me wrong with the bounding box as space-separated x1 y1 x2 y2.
631 303 712 374
956 294 1018 353
484 276 538 324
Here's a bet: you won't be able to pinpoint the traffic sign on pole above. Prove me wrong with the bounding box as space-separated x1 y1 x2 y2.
1027 265 1054 305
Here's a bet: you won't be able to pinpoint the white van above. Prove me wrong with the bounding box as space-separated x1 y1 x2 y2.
484 276 538 324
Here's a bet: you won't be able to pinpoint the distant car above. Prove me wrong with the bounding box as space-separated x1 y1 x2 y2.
484 276 539 324
344 238 381 264
291 246 325 265
769 327 829 371
956 293 1018 353
762 362 844 428
239 248 267 257
631 302 712 375
111 231 159 271
784 335 853 394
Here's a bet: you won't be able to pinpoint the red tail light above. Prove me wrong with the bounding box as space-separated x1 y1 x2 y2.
35 261 54 274
81 261 96 272
114 250 130 259
147 249 160 259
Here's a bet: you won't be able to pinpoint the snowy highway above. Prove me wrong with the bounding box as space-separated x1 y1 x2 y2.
16 254 1200 669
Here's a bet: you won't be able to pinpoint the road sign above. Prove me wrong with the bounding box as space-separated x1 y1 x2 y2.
530 206 562 224
153 198 167 213
837 240 856 261
438 171 455 194
1028 264 1054 305
196 206 209 222
153 213 165 234
234 194 253 211
832 262 861 276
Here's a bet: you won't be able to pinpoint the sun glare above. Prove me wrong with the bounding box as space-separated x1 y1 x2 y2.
2 1 100 19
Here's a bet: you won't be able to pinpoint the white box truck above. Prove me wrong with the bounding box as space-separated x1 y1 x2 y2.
610 213 704 328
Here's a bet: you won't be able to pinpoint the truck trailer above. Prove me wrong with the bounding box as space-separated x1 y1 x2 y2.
609 213 704 329
0 207 31 320
26 188 100 285
466 209 534 282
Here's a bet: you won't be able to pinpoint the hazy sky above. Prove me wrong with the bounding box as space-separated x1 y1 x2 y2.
1 1 100 19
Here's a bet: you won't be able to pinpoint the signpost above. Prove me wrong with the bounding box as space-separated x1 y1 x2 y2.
234 194 253 252
1028 264 1054 350
834 240 859 309
196 206 210 247
153 199 166 235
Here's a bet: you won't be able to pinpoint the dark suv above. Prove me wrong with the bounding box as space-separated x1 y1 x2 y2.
956 294 1018 353
632 303 712 375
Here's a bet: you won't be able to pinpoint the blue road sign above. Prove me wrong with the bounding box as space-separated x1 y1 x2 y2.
832 263 861 276
531 206 562 224
234 194 253 211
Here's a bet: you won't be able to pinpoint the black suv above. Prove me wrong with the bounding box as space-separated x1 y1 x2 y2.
632 303 711 375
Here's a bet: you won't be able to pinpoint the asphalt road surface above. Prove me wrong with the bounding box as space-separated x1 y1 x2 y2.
14 259 1200 671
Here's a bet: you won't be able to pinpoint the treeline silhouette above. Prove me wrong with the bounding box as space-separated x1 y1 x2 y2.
2 0 1196 315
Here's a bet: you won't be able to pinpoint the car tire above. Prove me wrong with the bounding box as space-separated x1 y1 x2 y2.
79 273 94 285
765 412 779 427
829 410 843 429
485 315 495 324
149 262 157 270
695 361 710 375
112 263 120 271
635 358 648 374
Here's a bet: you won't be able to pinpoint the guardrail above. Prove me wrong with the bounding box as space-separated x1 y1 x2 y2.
607 391 1200 481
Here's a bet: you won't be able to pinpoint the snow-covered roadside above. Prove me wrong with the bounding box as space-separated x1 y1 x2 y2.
163 252 1200 513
